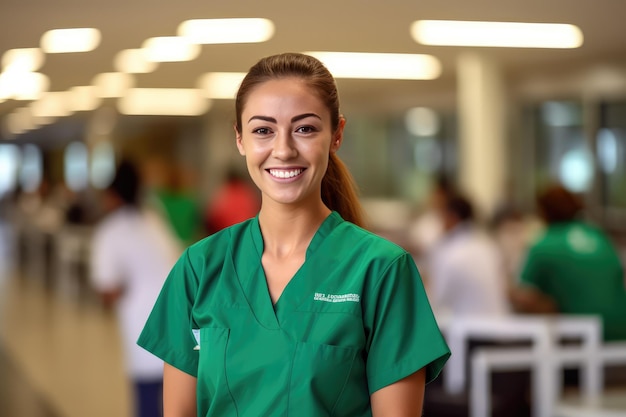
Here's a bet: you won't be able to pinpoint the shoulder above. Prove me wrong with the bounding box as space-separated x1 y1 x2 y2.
334 220 409 262
93 210 132 242
330 221 419 293
184 218 254 268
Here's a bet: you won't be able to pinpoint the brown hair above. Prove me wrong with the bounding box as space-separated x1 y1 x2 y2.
537 184 583 224
235 52 365 227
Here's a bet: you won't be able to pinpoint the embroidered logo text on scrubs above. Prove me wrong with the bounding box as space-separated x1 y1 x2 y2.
314 292 360 303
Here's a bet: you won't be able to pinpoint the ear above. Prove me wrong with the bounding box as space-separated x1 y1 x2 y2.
330 116 346 153
234 124 245 156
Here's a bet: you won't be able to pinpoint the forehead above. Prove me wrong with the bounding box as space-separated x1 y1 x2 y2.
242 78 327 114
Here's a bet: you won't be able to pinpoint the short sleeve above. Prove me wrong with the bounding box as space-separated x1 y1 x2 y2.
137 249 200 377
519 245 547 290
90 226 123 291
364 253 450 394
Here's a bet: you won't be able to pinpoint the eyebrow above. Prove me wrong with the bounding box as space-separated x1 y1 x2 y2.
247 113 322 124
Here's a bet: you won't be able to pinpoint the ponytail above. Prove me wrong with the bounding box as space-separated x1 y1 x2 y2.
322 153 366 228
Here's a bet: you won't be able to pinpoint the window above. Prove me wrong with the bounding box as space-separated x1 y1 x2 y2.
533 100 592 193
90 141 116 189
19 144 43 193
64 141 89 191
0 144 20 197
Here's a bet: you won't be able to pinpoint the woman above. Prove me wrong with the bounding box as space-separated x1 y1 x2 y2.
138 52 450 417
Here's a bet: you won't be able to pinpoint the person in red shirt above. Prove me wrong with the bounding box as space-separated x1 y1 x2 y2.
204 168 261 234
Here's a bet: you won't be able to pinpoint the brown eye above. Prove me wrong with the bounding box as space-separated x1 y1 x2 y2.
296 125 316 134
253 127 271 135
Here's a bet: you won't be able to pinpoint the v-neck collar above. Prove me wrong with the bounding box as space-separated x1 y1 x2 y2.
233 211 344 329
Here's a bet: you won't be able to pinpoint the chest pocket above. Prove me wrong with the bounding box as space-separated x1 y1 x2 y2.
288 340 360 416
197 327 238 416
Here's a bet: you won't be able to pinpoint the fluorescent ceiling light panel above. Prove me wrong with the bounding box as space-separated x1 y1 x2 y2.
69 86 102 111
0 71 49 100
31 92 73 118
2 48 45 72
92 72 134 98
142 36 200 62
41 28 101 53
7 107 37 134
198 72 246 99
305 52 441 80
118 88 210 116
411 20 583 48
178 18 275 44
0 73 13 99
114 49 158 73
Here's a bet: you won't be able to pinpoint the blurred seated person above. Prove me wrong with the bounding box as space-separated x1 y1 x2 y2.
511 184 626 341
204 168 261 234
409 175 454 258
427 192 510 319
490 204 543 293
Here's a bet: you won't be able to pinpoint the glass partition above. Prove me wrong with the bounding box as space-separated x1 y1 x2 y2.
533 100 592 194
339 108 457 205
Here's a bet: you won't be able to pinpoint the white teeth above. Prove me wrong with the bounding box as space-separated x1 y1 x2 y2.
269 169 303 179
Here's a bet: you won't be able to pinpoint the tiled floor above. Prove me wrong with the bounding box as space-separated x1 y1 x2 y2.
0 219 132 417
0 343 59 417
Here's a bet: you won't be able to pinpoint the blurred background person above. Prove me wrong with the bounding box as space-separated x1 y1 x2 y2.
203 166 261 234
511 184 626 342
141 155 203 247
408 175 455 271
490 204 544 295
90 159 182 417
427 192 510 319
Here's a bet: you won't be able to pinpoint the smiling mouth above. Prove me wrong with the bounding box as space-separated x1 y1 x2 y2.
267 168 305 179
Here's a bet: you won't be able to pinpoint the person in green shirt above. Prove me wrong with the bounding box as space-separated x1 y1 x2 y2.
512 184 626 341
138 52 450 417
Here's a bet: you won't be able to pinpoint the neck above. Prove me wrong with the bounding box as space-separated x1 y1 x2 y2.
258 202 331 259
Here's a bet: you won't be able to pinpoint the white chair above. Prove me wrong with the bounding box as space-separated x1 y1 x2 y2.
440 315 605 417
441 316 553 395
554 341 626 417
53 225 93 299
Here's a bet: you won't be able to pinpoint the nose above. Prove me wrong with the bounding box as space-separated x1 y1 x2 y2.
271 130 297 159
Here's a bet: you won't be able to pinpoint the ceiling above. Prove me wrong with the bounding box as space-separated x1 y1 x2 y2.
1 0 626 124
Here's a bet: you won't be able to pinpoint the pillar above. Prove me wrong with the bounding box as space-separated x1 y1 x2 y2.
456 52 508 220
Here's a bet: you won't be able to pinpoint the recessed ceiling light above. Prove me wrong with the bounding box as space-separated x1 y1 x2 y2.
197 72 246 99
31 92 73 118
40 28 101 53
114 49 158 73
411 20 583 48
0 71 49 100
142 36 200 62
7 107 37 134
405 107 440 136
92 72 134 98
305 51 441 80
2 48 45 72
69 86 102 111
118 88 210 116
178 18 275 44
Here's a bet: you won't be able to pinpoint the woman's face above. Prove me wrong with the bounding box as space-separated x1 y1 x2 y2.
236 78 344 208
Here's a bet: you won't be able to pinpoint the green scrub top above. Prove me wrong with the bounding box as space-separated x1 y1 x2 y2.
520 221 626 341
138 211 450 416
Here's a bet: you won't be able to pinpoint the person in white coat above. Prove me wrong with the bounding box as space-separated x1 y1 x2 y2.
90 159 181 417
427 193 510 320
